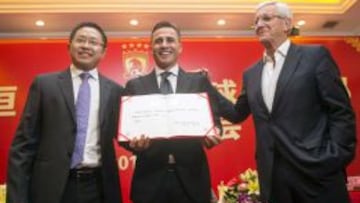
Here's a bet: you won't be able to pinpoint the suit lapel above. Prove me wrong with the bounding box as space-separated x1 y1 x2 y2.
253 61 271 115
143 70 161 94
175 68 191 93
272 44 301 113
58 69 76 122
99 74 111 126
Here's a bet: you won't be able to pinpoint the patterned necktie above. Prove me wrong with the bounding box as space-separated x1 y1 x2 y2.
159 71 173 94
71 72 91 168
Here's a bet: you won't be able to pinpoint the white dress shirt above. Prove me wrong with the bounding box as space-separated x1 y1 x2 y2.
154 65 179 163
261 39 291 112
70 65 101 167
155 64 179 93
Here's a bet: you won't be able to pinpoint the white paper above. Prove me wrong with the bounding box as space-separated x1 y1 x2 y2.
118 93 217 141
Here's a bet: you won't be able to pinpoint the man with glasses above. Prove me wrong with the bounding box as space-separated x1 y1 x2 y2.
6 22 124 203
222 1 356 203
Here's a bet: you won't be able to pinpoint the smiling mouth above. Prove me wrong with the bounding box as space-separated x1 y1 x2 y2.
158 50 172 56
78 52 92 57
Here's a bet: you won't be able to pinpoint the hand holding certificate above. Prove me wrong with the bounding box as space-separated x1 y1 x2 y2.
118 93 218 141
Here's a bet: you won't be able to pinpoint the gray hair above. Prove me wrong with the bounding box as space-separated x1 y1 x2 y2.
256 1 293 19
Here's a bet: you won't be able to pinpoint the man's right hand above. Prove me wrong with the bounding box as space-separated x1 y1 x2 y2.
129 135 151 151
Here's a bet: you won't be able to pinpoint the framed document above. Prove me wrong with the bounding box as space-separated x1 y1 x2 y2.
118 93 217 141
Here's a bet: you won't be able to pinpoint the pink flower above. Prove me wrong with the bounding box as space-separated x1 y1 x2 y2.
226 177 240 187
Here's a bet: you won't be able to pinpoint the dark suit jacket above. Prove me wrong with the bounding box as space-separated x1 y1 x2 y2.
6 69 124 203
227 44 356 201
124 68 222 203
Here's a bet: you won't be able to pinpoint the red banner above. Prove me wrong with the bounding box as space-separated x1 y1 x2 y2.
0 37 359 202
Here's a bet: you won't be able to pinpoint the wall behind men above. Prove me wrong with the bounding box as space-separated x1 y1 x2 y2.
0 37 359 202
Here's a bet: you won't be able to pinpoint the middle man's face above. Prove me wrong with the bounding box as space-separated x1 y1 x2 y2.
151 27 182 70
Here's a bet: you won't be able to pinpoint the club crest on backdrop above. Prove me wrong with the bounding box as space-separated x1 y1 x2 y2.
122 42 150 80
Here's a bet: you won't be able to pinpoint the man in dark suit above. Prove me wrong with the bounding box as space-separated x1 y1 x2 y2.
222 1 356 203
123 21 222 203
6 22 123 203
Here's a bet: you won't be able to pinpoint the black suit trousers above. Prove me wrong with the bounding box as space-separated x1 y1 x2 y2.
134 169 194 203
61 169 104 203
270 150 350 203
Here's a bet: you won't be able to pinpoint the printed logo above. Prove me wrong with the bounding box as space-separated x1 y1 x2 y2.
122 43 150 80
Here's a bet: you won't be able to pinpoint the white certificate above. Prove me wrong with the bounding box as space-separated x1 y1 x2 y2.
118 93 217 141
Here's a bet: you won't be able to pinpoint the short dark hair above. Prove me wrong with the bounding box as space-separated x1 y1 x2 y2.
69 22 107 48
151 21 181 39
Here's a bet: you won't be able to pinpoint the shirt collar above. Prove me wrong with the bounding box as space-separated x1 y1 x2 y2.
155 64 179 77
70 64 99 80
263 39 291 63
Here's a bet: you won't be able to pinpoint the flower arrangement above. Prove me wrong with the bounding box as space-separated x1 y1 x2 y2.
218 168 262 203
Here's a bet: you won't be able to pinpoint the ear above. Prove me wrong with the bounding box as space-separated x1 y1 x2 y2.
100 47 107 57
178 42 183 54
284 18 292 32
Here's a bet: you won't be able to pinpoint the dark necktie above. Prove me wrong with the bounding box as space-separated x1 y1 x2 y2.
159 71 173 94
71 72 91 168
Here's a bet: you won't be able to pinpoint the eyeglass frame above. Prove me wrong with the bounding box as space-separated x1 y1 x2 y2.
72 37 105 48
253 14 286 28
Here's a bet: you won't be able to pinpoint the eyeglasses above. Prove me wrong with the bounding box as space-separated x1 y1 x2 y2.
254 14 284 27
73 37 104 47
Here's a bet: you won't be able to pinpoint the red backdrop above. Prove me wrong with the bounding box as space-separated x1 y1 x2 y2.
0 37 359 203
